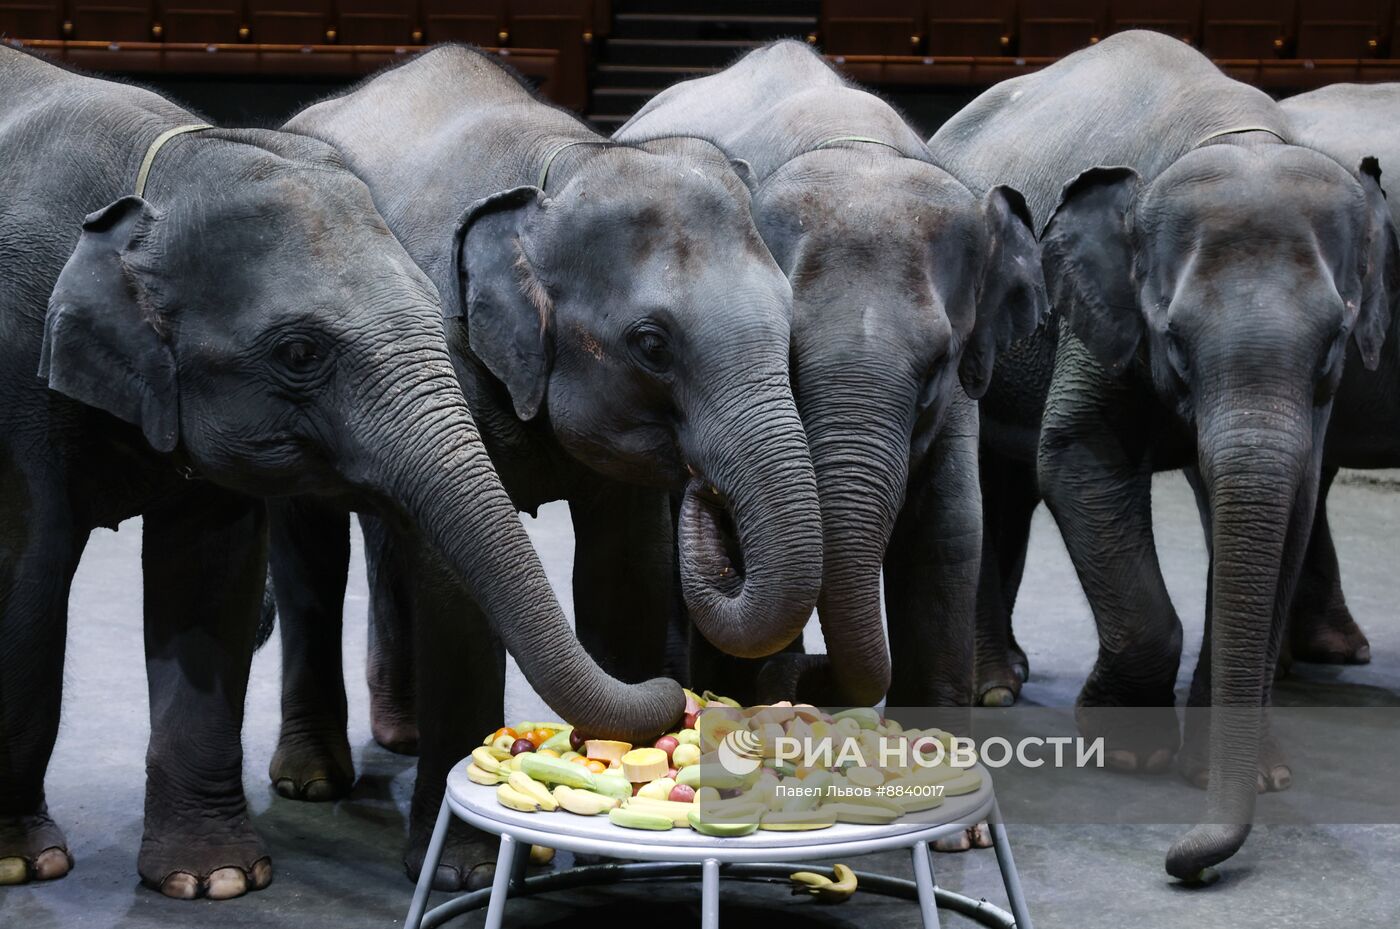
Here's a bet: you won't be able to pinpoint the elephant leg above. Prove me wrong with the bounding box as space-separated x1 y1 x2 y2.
266 497 354 801
1037 339 1181 772
1178 469 1296 795
1287 467 1370 665
402 538 502 893
570 480 674 684
973 451 1040 706
0 479 86 886
362 513 419 754
885 389 979 709
139 485 272 900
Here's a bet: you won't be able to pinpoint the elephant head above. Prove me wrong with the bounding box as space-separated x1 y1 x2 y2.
748 150 1047 704
39 128 682 740
1041 143 1399 878
452 137 823 659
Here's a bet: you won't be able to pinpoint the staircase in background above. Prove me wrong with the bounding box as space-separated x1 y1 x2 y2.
587 0 819 131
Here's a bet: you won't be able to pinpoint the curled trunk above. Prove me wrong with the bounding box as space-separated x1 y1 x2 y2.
677 363 823 659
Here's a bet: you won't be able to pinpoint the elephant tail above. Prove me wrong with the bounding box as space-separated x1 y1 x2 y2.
255 568 278 651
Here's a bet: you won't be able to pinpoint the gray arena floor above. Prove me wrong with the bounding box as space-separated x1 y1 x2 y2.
3 473 1398 928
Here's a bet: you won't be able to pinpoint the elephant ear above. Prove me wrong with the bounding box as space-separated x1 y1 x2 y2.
1351 157 1399 370
453 185 554 421
39 195 180 453
959 184 1049 398
1040 166 1145 375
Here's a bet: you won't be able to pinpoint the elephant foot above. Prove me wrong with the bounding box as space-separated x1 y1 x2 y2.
270 725 354 801
404 819 498 891
975 659 1023 708
932 823 992 853
370 697 420 756
0 809 74 885
1177 727 1292 793
1075 694 1179 775
1006 635 1030 683
1290 612 1371 665
138 813 272 900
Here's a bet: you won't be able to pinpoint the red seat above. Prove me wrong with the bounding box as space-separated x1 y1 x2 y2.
507 1 591 109
0 1 64 38
821 0 925 56
1295 0 1387 59
1018 1 1107 57
337 0 419 46
70 1 154 40
422 0 504 46
1200 0 1295 58
925 0 1014 56
1108 0 1201 44
246 0 330 45
156 1 244 43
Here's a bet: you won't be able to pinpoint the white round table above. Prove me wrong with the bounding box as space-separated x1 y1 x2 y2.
405 758 1033 929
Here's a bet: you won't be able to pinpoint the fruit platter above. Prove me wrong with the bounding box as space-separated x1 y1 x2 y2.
464 689 987 837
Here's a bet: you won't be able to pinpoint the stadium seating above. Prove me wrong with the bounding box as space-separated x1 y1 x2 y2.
1200 0 1295 58
336 0 418 45
821 0 924 56
246 0 331 44
1294 0 1389 59
0 1 64 38
157 1 244 43
1018 1 1106 57
421 0 504 45
1108 0 1200 44
925 0 1013 56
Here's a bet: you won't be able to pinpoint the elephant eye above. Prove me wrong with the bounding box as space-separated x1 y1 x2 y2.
275 337 322 372
628 321 674 374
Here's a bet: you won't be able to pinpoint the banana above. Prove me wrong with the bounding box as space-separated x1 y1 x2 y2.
832 707 881 730
540 728 574 753
675 763 753 791
687 808 760 837
608 806 674 831
496 783 541 813
552 785 620 816
789 870 834 891
760 808 836 831
823 802 900 825
520 753 597 791
467 762 505 786
623 797 695 827
529 845 555 865
471 746 503 774
790 865 858 903
508 772 558 811
636 777 676 801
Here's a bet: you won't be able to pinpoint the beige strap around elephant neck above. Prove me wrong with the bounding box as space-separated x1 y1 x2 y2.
1195 125 1288 147
813 134 906 155
135 124 213 198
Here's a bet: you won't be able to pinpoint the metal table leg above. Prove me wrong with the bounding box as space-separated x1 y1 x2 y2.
405 799 452 929
483 834 518 929
912 839 942 929
701 857 720 929
989 801 1033 929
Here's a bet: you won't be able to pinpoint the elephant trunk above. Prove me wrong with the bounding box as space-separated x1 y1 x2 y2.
1166 397 1313 880
357 346 682 741
762 366 911 705
677 358 823 659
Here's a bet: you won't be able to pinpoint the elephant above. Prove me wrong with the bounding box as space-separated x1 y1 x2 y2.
927 31 1399 879
615 40 1049 709
0 46 680 900
1275 83 1400 667
266 45 823 888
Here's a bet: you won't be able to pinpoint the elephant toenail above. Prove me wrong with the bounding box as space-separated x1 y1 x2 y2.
302 778 338 802
1354 645 1371 663
0 857 29 884
159 871 201 899
1192 772 1210 790
1107 750 1138 772
33 848 71 880
250 857 274 890
1145 749 1174 773
206 867 249 900
432 864 463 891
466 863 496 891
1271 767 1292 791
274 778 298 799
982 687 1015 707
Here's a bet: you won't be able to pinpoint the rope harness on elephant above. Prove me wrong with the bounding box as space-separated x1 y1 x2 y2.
1194 126 1288 148
537 139 616 191
134 123 213 198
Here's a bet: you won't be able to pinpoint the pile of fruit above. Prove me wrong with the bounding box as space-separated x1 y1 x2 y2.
466 690 983 836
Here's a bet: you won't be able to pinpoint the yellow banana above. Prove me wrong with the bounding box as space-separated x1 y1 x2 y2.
789 870 834 893
471 746 503 774
552 785 620 816
790 865 858 903
467 762 505 786
508 772 558 811
496 783 541 813
760 808 836 831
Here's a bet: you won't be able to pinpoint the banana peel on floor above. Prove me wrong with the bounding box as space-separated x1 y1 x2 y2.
789 863 858 903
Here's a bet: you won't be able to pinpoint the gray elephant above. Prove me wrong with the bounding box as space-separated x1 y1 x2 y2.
0 46 679 900
929 31 1399 879
1275 84 1400 667
266 45 823 888
616 40 1048 708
